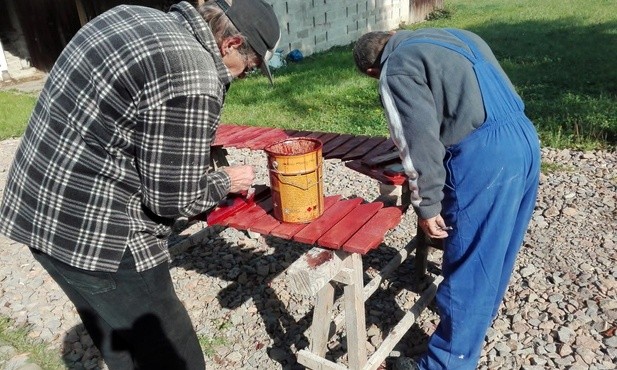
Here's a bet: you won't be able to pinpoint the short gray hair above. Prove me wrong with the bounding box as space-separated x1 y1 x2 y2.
353 31 392 74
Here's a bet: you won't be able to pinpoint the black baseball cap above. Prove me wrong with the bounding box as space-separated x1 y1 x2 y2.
214 0 281 84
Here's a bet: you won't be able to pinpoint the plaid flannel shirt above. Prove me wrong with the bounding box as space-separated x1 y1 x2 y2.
0 2 234 272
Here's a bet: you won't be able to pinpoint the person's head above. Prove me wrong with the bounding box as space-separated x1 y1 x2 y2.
353 31 393 79
197 0 281 83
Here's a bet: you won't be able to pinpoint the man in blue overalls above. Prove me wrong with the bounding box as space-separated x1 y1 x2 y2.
353 29 541 369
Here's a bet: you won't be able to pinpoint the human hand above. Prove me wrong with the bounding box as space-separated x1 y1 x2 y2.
418 214 450 239
222 165 255 194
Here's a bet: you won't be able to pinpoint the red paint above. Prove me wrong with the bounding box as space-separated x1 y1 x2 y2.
306 250 333 269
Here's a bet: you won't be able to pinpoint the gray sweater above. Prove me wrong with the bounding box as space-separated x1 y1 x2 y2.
379 29 517 219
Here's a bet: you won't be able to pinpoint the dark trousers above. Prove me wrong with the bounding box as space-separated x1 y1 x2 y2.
31 248 205 370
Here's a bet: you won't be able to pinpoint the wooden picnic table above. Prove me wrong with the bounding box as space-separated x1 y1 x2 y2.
196 124 443 370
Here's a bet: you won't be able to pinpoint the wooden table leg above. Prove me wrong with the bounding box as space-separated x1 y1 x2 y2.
344 252 367 369
310 281 336 357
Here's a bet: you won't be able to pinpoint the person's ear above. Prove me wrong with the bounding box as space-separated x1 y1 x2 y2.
220 36 245 56
366 67 381 79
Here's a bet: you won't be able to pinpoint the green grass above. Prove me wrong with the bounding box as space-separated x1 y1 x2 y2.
0 315 231 367
399 0 617 150
0 317 65 370
222 0 616 150
0 91 37 140
2 0 615 149
541 162 573 174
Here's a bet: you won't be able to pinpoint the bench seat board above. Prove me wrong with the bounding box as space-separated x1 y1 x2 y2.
269 195 341 239
343 207 403 254
293 198 364 245
317 202 384 249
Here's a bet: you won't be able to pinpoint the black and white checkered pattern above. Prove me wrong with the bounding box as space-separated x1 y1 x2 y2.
0 2 234 272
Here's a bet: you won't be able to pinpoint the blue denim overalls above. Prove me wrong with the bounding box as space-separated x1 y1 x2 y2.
400 30 541 369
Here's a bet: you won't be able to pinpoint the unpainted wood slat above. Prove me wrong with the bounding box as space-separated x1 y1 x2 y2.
289 130 313 137
359 137 396 160
361 151 400 167
315 133 341 146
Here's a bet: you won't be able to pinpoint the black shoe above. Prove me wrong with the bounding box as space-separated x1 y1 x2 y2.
393 356 420 370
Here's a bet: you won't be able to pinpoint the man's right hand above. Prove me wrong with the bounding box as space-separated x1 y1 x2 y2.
223 165 255 194
418 214 450 239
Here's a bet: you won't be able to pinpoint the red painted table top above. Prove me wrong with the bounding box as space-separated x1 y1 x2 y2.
193 186 403 255
213 124 406 185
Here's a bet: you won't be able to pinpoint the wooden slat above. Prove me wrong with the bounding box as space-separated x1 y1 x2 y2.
248 212 281 234
206 196 255 226
224 127 272 148
361 151 400 167
343 207 403 254
315 133 341 146
345 160 407 185
293 198 364 245
305 131 327 139
321 134 355 157
242 128 290 150
359 138 396 160
213 125 247 146
290 130 313 137
317 202 383 249
226 197 274 230
204 185 269 226
325 136 370 159
269 195 341 239
341 137 387 161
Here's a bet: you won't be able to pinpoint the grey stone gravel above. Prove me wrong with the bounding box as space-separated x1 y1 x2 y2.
1 138 616 369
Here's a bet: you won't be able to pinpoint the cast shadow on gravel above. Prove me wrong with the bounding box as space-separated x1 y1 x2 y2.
173 228 441 369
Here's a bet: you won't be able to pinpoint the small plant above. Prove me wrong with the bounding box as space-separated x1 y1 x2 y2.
541 162 573 174
426 8 451 21
0 316 65 370
198 335 229 357
198 318 232 357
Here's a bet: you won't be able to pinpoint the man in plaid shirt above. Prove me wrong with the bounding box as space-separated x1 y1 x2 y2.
0 0 280 368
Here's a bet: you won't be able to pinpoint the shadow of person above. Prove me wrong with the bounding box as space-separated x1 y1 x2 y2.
173 224 440 369
173 231 314 369
61 323 106 370
60 312 194 370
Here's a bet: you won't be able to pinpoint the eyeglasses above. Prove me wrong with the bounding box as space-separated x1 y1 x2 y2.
241 52 260 76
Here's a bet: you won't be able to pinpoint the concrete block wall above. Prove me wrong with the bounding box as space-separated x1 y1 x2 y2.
269 0 424 56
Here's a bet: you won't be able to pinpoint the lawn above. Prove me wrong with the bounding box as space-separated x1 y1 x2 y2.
222 0 616 150
2 0 615 149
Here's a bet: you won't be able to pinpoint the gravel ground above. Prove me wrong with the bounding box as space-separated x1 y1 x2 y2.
0 138 615 370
